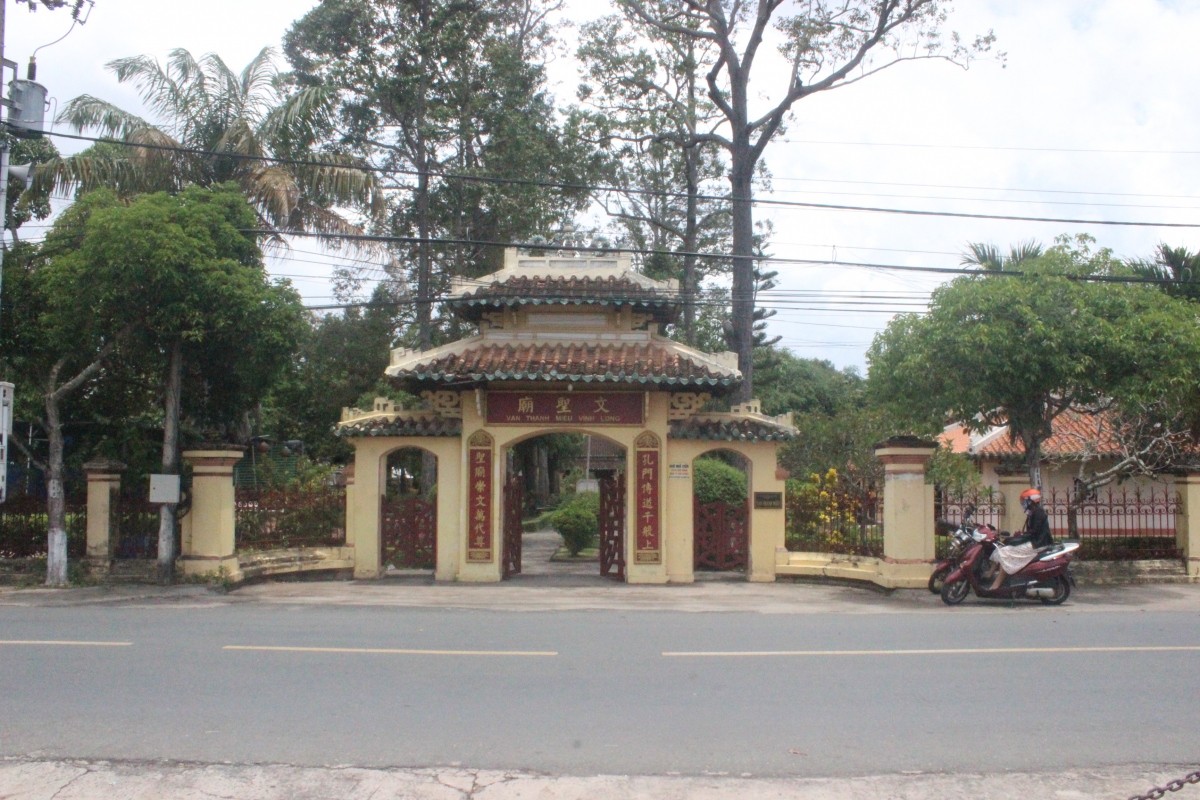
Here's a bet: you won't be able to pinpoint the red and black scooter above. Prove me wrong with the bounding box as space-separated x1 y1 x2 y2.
939 523 1079 606
928 506 993 594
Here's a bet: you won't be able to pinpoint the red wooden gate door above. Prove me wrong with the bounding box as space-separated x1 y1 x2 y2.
381 497 436 569
503 472 523 578
693 498 748 571
599 473 626 580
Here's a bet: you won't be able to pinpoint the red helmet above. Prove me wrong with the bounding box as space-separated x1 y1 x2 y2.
1020 488 1042 504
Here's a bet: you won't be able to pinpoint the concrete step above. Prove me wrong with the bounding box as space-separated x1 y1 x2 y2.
1073 559 1190 585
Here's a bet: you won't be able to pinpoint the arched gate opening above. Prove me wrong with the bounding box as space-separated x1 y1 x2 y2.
692 450 751 573
381 447 437 571
501 432 627 581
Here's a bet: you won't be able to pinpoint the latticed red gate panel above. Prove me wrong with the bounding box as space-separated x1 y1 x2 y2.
381 497 436 569
599 473 626 580
694 499 748 571
503 473 523 578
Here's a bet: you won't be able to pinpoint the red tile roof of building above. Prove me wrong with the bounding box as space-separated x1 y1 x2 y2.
392 342 740 388
945 411 1121 458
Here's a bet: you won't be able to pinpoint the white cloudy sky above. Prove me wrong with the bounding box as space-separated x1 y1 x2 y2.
9 0 1200 371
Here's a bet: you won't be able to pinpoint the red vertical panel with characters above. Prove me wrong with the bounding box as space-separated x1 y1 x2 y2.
634 432 661 565
467 431 494 563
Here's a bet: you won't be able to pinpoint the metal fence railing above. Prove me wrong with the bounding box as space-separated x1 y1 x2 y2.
785 476 884 558
935 489 1006 558
1044 486 1180 561
0 494 87 559
235 486 346 552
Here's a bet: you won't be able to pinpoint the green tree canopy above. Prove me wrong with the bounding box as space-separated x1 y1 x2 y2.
867 238 1200 485
43 47 381 237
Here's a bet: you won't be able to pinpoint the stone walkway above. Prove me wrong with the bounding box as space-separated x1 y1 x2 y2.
2 758 1192 799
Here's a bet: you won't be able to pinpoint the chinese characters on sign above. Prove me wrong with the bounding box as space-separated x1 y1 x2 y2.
466 431 494 562
634 431 661 565
486 392 644 426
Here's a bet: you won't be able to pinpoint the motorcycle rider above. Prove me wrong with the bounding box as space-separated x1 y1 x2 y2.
987 487 1054 591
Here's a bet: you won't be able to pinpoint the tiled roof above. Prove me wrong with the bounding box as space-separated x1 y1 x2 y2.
947 411 1121 458
393 342 739 388
450 276 678 321
335 416 462 438
669 416 796 442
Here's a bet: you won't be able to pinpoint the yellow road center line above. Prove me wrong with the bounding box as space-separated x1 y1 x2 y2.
0 640 132 647
224 645 557 656
663 645 1200 657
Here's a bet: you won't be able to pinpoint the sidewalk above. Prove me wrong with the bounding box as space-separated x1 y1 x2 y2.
2 758 1194 799
3 575 1200 613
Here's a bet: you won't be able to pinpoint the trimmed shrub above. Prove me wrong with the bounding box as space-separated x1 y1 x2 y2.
553 491 600 555
693 457 747 505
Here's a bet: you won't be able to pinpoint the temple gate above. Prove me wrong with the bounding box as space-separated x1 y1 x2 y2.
337 247 796 583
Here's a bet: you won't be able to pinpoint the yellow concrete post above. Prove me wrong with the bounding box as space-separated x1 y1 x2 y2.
349 439 384 579
997 473 1031 535
82 458 124 572
342 462 356 549
874 437 938 588
746 442 785 583
179 448 245 581
1176 472 1200 580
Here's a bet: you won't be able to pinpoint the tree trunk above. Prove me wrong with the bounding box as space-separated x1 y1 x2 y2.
43 392 68 587
420 450 437 498
414 0 434 352
728 161 756 404
682 144 700 347
157 339 183 584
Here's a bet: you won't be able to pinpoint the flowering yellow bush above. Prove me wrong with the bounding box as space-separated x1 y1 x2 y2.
785 468 882 556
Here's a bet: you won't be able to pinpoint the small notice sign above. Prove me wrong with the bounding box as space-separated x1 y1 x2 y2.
149 474 181 504
754 491 783 510
668 463 690 480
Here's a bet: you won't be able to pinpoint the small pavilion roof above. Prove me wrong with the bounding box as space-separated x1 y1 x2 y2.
446 249 680 323
669 413 797 442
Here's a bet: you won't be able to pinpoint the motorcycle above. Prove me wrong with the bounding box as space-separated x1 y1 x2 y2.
928 506 995 594
940 524 1079 606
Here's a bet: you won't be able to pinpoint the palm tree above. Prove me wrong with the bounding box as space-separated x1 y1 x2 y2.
39 47 382 236
1128 244 1200 302
960 240 1044 272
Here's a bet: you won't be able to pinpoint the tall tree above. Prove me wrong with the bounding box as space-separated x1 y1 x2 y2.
41 47 381 238
1129 244 1200 303
960 240 1043 272
616 0 997 401
51 185 305 582
575 12 731 345
285 0 594 351
0 198 127 585
868 240 1200 487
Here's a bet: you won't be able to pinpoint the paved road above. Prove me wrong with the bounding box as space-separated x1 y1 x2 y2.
1 585 1198 778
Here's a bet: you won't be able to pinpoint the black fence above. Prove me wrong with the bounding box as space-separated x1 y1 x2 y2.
1044 486 1180 560
235 486 346 551
785 477 884 558
0 494 87 559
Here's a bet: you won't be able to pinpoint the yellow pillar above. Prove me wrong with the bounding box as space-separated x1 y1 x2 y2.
82 458 124 572
746 442 785 583
179 448 245 581
342 461 356 549
874 437 937 588
1177 472 1200 580
349 439 384 579
997 473 1030 535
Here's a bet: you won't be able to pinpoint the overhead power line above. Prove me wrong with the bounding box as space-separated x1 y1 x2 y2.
251 229 1200 287
784 138 1200 156
37 130 1200 230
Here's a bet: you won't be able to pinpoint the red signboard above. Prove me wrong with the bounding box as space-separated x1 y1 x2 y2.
487 391 643 426
467 432 494 563
634 432 661 565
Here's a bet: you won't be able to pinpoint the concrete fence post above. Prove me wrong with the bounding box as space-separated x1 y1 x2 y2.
873 437 938 588
1176 472 1200 580
82 458 125 573
997 473 1031 535
179 447 245 581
